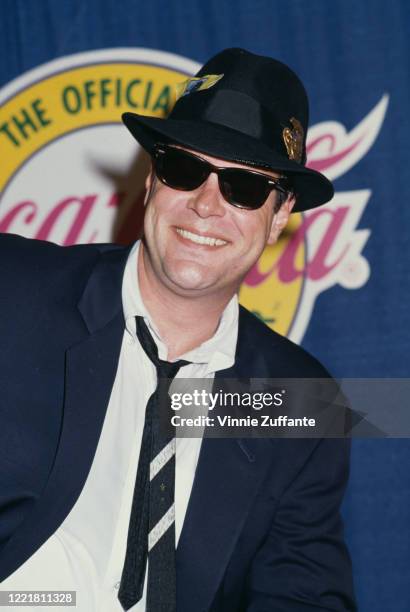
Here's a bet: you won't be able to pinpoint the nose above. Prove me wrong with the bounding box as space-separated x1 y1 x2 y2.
186 172 227 218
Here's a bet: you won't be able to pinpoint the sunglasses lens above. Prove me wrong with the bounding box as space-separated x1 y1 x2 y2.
155 148 209 190
219 169 270 209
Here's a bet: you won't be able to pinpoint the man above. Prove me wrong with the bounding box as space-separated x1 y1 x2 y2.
0 48 356 610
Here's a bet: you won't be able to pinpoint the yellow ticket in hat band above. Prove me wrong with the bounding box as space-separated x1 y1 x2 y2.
175 73 224 100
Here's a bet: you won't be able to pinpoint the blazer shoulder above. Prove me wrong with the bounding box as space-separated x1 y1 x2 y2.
0 233 125 299
0 232 121 262
238 305 331 379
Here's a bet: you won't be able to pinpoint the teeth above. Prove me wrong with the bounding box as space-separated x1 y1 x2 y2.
176 228 227 247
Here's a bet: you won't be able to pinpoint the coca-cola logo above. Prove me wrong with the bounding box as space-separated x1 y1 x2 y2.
0 49 388 342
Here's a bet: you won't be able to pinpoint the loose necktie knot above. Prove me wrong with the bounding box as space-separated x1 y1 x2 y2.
136 315 189 380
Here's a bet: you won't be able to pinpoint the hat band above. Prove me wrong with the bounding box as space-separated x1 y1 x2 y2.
170 89 293 161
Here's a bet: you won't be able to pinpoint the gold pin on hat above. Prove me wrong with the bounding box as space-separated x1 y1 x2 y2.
282 117 304 163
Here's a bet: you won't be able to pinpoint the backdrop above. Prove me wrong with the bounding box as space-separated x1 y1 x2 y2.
1 1 409 609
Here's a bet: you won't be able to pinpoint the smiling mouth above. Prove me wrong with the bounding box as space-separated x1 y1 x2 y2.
175 227 228 247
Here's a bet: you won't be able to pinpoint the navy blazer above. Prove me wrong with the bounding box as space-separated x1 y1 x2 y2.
0 233 356 611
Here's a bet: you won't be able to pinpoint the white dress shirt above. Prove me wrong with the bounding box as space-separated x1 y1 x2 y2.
4 240 239 611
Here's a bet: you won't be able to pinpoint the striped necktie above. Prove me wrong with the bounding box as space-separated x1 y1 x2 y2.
118 316 189 611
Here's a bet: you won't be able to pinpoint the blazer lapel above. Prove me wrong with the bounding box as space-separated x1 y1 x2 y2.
0 244 133 581
176 435 275 611
176 307 276 611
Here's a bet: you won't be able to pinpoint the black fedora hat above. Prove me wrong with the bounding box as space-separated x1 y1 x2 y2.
122 48 333 212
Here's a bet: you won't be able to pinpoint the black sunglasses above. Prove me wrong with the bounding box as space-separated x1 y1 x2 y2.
152 145 291 210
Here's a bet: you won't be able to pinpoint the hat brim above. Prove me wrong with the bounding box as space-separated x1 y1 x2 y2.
122 112 334 212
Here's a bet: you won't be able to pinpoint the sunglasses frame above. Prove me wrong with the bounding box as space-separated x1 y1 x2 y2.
152 145 292 210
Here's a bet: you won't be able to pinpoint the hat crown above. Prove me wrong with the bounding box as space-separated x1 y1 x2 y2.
170 48 309 164
197 48 309 123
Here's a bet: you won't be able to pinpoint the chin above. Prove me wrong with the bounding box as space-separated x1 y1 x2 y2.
163 260 217 293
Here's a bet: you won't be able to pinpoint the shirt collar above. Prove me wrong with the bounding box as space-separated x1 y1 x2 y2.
122 240 238 374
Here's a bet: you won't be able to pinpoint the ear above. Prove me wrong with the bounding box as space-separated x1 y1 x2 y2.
144 164 156 206
267 194 296 245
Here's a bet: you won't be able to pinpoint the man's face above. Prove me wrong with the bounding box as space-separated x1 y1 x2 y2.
142 146 295 299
